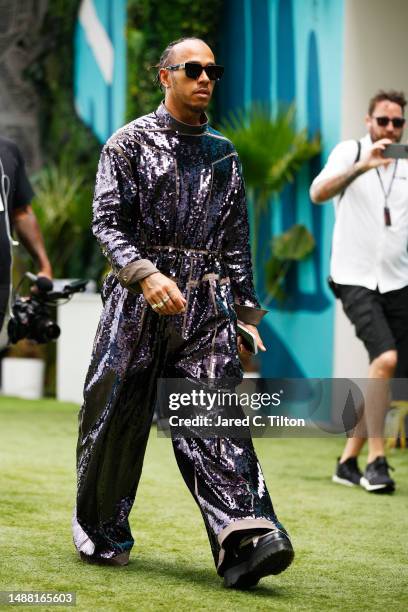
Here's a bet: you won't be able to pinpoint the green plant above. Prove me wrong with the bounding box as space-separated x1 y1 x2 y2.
31 163 104 282
126 0 223 121
265 224 316 302
220 104 321 302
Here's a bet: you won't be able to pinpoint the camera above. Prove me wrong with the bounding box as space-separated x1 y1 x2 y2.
8 275 88 344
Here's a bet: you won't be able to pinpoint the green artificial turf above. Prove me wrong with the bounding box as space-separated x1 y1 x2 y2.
0 396 407 611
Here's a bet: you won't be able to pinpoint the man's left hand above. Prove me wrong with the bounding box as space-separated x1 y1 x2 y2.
237 322 266 355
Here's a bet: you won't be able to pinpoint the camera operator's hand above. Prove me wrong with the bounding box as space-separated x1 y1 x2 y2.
28 271 53 295
357 138 394 171
30 269 53 293
140 272 186 315
37 267 53 280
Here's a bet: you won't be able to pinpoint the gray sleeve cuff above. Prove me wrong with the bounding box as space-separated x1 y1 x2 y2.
234 303 268 325
117 259 159 294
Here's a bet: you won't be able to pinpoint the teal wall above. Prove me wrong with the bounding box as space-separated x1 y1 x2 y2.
219 0 345 378
74 0 126 143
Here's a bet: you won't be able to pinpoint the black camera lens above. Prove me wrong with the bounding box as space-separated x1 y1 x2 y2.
34 319 60 343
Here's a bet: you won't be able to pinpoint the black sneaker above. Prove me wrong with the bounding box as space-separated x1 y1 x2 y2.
222 527 294 589
360 456 395 493
332 457 363 487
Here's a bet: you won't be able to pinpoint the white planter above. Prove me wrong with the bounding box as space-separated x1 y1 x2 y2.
1 357 45 399
57 293 102 404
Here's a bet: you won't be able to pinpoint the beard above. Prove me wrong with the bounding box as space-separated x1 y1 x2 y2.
185 94 211 114
369 127 402 143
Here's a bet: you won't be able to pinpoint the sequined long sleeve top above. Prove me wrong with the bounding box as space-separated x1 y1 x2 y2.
91 103 266 325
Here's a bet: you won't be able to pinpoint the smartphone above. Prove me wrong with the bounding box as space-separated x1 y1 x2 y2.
383 144 408 159
237 323 258 355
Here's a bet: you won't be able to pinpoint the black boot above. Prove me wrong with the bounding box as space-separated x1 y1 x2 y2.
222 527 294 589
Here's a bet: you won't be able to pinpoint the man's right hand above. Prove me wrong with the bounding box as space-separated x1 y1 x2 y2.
357 138 394 171
140 272 186 315
311 138 397 204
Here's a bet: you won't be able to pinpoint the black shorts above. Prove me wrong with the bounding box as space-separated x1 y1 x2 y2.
338 284 408 375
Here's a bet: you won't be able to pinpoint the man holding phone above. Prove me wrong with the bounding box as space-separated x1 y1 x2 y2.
310 90 408 494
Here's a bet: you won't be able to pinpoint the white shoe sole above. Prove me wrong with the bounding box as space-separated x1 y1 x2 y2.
360 477 392 492
332 475 358 487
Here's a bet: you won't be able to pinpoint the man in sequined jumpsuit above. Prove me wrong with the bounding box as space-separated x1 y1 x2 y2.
73 38 294 589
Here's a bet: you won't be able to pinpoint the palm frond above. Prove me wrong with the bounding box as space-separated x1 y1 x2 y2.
219 103 320 302
220 103 320 202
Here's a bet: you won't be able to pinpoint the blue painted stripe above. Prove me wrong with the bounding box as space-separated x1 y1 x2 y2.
277 0 295 104
243 0 252 108
218 0 246 116
251 0 271 103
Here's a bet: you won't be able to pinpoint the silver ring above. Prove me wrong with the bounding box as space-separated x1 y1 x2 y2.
162 295 170 304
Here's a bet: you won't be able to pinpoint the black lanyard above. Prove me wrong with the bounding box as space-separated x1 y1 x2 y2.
376 161 398 226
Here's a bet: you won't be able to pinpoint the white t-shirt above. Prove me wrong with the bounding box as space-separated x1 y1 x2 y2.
312 133 408 293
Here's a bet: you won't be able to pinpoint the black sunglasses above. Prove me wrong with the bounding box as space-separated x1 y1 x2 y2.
165 62 224 81
373 116 406 128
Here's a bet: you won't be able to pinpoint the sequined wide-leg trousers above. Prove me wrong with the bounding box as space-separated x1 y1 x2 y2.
74 316 278 572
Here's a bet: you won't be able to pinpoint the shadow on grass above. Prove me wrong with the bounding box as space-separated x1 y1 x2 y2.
73 553 291 599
